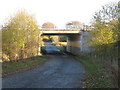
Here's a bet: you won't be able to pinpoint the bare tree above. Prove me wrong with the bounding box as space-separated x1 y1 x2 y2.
66 21 84 29
42 22 59 43
93 2 118 22
42 22 56 29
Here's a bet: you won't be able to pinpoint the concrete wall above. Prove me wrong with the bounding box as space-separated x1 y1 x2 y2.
66 35 80 55
80 30 92 53
66 30 92 55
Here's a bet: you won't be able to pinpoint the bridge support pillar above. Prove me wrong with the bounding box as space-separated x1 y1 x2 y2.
66 31 91 55
66 35 81 55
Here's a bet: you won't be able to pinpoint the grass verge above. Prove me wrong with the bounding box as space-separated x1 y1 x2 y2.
74 55 114 88
2 56 47 76
56 46 65 51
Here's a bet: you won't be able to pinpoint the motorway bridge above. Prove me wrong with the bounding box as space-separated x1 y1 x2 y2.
40 29 91 55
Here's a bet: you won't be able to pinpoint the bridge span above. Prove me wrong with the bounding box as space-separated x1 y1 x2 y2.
40 29 91 55
40 29 81 35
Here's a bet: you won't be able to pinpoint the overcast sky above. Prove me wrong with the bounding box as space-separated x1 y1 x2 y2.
0 0 119 28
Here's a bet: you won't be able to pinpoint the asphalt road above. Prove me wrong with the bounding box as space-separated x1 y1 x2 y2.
2 43 85 88
44 43 65 55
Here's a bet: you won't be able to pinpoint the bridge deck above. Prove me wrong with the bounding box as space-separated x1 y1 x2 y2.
40 29 81 35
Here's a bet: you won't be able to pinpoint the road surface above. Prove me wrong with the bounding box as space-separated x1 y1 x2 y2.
2 43 85 88
43 42 65 55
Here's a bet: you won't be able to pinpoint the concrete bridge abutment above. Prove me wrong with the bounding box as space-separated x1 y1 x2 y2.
66 30 91 55
66 35 81 55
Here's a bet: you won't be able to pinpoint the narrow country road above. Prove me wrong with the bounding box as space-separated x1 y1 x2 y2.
2 43 85 88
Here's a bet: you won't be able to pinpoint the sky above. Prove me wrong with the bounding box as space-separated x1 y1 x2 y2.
0 0 119 28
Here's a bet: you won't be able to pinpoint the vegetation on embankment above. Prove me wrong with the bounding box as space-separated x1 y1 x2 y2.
75 53 117 88
41 46 46 55
56 46 66 51
78 2 119 88
2 10 41 62
2 56 47 76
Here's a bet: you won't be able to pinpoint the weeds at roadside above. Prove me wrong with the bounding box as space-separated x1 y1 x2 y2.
75 55 114 88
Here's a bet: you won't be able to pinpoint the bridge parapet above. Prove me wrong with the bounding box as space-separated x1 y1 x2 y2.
40 28 82 31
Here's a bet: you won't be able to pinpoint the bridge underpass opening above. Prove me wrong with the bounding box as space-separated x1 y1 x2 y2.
41 34 67 55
